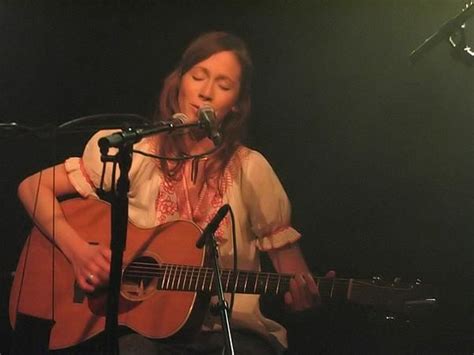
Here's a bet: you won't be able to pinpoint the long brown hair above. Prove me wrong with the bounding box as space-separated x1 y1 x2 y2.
153 32 253 190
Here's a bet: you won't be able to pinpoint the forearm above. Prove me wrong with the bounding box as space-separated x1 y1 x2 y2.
267 242 311 274
17 164 87 261
268 242 320 311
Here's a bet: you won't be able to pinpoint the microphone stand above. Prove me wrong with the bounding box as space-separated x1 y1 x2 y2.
196 220 235 355
410 1 474 63
99 122 200 355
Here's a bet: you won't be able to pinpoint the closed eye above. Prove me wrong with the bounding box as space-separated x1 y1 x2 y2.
192 75 205 81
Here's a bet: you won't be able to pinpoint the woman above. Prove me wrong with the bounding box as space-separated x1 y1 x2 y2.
17 32 320 354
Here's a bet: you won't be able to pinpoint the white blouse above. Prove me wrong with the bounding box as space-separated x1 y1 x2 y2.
64 130 301 348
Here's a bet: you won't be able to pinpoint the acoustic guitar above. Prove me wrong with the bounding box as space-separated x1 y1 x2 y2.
9 198 436 350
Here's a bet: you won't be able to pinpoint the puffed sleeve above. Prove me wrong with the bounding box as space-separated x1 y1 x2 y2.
64 129 121 197
240 150 301 251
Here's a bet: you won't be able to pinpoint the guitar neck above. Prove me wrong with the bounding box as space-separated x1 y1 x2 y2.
123 260 434 311
124 262 359 301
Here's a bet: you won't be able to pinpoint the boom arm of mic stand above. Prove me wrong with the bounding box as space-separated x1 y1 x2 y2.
98 121 201 154
410 2 474 64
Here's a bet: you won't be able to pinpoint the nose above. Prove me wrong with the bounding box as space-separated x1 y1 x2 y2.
198 80 213 102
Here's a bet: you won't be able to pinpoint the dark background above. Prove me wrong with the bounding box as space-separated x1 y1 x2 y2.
0 0 473 353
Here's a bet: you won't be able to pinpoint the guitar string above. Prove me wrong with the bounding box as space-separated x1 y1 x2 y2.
122 266 377 287
122 262 413 294
120 273 379 298
124 262 352 282
120 268 402 304
122 266 406 294
124 263 350 281
125 263 401 286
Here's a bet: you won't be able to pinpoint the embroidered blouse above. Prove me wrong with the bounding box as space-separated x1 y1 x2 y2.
64 130 301 347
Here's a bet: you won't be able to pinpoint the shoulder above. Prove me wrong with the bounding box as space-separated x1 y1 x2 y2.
235 146 273 171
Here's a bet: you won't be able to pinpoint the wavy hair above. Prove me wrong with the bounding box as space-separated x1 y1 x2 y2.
153 32 253 191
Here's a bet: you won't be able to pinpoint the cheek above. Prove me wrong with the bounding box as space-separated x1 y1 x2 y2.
178 80 186 99
177 80 192 111
177 88 185 110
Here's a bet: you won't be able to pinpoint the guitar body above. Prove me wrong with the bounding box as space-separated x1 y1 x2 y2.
9 198 208 350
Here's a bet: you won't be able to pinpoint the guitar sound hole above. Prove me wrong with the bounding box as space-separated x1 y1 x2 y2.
121 255 159 301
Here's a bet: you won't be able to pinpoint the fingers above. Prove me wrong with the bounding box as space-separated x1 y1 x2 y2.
74 245 111 292
285 273 321 312
91 248 111 281
325 270 336 278
304 273 319 295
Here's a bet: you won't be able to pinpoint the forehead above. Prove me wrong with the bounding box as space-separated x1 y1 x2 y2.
191 51 242 81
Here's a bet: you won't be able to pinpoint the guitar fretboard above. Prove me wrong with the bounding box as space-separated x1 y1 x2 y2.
124 262 291 295
123 262 361 301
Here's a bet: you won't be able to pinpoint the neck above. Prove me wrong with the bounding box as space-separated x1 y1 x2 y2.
181 133 214 156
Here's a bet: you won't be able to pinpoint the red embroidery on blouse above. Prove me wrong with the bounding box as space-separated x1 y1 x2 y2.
154 147 250 239
155 178 178 224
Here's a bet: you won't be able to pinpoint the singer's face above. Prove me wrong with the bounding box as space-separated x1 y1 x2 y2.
178 50 241 122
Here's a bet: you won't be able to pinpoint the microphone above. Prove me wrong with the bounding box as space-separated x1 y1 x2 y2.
196 204 230 249
198 105 222 146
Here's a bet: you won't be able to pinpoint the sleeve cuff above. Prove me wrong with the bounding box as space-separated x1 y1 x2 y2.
64 157 98 198
256 226 301 251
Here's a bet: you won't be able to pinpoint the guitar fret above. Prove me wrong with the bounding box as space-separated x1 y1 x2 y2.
233 271 239 292
264 274 269 294
244 272 249 292
195 268 201 291
209 270 214 292
225 271 231 292
330 278 335 299
172 265 178 289
187 267 194 291
177 266 183 290
165 265 172 290
183 266 189 291
188 267 194 290
172 265 179 289
254 273 259 293
202 268 208 291
160 264 168 290
168 265 173 290
171 265 176 289
276 274 281 294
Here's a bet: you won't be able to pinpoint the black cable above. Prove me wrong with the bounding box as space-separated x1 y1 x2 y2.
57 113 150 129
227 205 237 316
132 144 221 162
